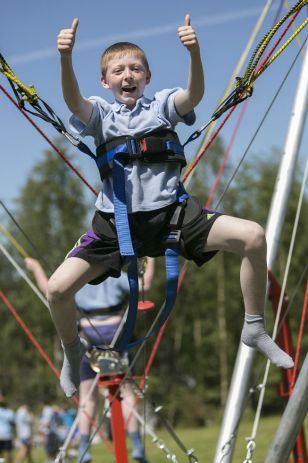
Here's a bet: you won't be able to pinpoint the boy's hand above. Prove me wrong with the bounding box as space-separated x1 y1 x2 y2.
58 18 79 55
178 15 199 53
24 257 40 273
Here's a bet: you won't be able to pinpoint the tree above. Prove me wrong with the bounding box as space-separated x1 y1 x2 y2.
0 138 90 404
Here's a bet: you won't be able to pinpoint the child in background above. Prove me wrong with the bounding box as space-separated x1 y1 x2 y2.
26 257 153 463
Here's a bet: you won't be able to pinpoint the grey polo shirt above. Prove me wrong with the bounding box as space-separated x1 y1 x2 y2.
69 88 195 213
75 272 129 313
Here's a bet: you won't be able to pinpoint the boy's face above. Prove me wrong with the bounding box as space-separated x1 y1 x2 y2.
101 53 151 108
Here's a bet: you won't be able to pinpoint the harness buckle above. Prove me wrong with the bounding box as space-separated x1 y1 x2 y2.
139 137 166 155
163 229 182 246
126 137 142 160
169 201 187 229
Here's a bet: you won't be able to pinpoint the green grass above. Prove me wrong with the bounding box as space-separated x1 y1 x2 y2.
27 413 307 463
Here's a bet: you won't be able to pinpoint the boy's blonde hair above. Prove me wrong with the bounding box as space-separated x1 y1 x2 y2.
100 42 150 77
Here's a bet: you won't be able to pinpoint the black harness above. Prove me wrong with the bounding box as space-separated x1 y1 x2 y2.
95 128 186 180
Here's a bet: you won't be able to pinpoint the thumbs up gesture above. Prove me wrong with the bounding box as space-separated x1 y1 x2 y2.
58 18 79 54
178 15 199 52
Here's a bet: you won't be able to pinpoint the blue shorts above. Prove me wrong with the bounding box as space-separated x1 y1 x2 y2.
68 198 221 284
20 438 31 447
80 323 120 381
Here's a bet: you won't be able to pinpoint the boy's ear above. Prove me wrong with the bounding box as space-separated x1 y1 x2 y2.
146 70 151 85
101 75 109 89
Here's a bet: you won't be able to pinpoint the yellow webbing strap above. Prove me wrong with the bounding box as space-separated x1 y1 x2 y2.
0 224 29 258
0 53 38 105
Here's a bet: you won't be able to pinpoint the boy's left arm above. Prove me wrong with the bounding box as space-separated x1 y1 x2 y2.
175 14 204 117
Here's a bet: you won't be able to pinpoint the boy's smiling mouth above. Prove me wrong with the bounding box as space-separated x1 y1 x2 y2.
122 86 136 93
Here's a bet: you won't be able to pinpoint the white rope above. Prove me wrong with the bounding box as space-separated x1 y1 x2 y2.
55 373 101 463
243 151 308 462
0 242 49 309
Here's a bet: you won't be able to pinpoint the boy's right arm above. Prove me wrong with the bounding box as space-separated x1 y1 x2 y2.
58 18 93 125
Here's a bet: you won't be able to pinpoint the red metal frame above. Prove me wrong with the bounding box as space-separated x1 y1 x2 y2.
268 271 308 463
98 375 128 463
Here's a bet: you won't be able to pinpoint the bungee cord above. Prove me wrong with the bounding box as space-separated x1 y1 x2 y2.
0 242 50 309
289 282 308 392
0 83 98 196
276 262 308 334
205 101 248 208
0 231 122 393
215 34 307 209
243 0 307 82
182 0 308 184
0 200 53 273
0 289 59 378
0 223 29 259
0 289 115 455
284 0 308 55
0 212 122 349
183 0 275 190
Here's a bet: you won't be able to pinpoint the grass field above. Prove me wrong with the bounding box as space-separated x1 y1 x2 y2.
27 413 307 463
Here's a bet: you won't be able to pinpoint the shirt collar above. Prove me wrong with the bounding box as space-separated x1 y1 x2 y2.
113 95 151 113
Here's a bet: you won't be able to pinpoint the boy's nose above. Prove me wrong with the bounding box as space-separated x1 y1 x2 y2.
123 68 133 78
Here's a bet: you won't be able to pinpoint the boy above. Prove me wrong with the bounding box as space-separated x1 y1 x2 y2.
50 14 293 398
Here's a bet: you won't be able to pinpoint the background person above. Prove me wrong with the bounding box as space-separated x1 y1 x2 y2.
39 401 62 463
15 404 34 463
26 257 154 463
0 395 15 463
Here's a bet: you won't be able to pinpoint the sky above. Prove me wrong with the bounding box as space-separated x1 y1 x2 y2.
1 0 307 214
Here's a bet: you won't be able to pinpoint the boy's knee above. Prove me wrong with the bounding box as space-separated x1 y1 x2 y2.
244 222 266 253
47 277 72 305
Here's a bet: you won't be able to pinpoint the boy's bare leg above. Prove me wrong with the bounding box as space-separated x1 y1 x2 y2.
47 257 108 396
204 215 293 369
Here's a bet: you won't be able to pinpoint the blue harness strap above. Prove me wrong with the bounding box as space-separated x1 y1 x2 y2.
110 182 188 352
122 246 179 350
113 256 139 351
113 157 135 256
91 134 188 352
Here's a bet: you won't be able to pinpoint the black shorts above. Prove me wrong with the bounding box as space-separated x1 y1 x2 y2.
67 197 222 284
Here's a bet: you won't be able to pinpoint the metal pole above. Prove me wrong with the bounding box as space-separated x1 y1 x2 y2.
213 45 308 463
212 344 256 463
266 44 308 269
265 354 308 463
